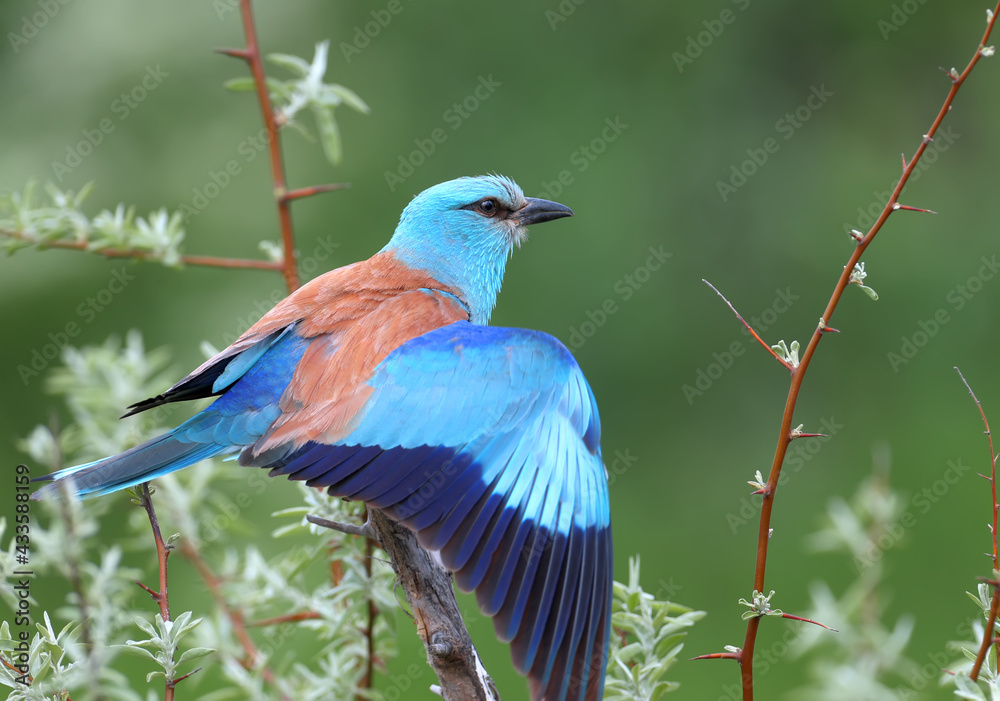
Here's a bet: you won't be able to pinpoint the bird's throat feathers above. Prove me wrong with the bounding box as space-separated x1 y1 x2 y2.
382 175 527 324
385 232 509 325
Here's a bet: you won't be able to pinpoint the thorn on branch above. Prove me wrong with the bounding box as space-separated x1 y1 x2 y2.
691 651 741 661
893 203 937 214
279 183 351 203
780 613 839 632
702 279 796 371
173 668 203 685
818 317 840 334
216 47 252 61
135 579 159 599
790 424 827 441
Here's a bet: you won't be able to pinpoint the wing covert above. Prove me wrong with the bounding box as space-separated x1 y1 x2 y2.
255 321 612 701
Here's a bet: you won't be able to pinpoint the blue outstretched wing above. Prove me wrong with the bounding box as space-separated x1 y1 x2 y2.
259 321 612 701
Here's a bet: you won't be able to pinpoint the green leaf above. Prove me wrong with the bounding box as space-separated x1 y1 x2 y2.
224 77 257 92
314 106 342 165
267 52 312 76
328 84 370 114
178 646 216 664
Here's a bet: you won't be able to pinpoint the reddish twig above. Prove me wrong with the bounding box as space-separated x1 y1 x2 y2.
136 484 171 623
956 368 1000 569
0 657 76 700
0 228 283 271
135 483 181 701
281 183 351 203
702 279 795 371
692 651 741 661
248 610 321 627
955 368 1000 680
725 9 1000 699
219 0 344 293
780 613 837 632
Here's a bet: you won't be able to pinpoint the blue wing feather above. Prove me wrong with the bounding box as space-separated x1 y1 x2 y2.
245 321 611 701
34 319 611 701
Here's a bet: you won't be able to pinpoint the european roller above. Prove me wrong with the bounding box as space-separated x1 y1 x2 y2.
34 174 612 701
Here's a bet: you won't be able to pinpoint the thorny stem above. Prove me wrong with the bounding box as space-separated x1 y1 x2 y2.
955 367 1000 681
702 279 796 371
137 484 171 622
225 0 301 292
0 228 284 271
136 483 182 700
734 8 1000 699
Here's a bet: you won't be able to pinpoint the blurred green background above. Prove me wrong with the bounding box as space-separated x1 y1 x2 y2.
2 0 1000 698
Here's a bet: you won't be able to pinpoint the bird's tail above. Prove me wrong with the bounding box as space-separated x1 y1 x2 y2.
31 428 234 500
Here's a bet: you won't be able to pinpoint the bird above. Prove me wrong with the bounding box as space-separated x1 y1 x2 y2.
33 174 612 701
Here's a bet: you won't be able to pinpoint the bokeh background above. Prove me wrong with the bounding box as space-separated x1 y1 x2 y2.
2 0 1000 698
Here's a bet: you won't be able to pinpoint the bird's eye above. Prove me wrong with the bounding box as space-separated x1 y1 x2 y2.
475 198 499 216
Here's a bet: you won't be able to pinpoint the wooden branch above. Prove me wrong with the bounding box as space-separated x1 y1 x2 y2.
955 367 1000 681
725 6 1000 698
226 0 300 292
340 509 500 701
0 228 284 271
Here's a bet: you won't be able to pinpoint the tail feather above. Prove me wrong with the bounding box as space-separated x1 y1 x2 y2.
32 431 233 499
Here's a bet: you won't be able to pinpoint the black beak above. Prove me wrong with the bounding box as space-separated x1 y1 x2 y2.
513 197 574 226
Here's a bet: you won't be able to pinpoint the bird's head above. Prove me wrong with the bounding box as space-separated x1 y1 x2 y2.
383 174 573 324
